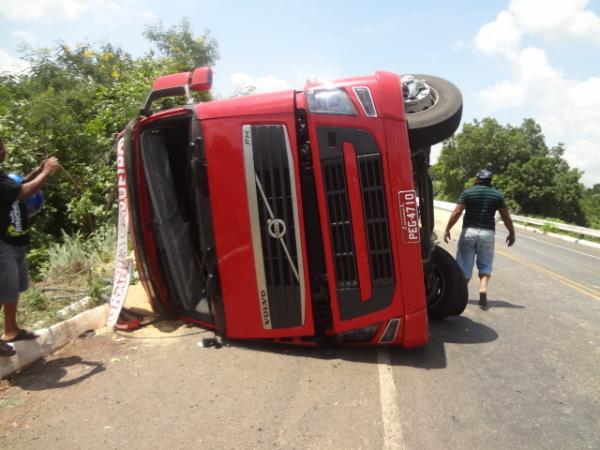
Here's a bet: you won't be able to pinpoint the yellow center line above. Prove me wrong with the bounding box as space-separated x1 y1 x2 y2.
496 248 600 301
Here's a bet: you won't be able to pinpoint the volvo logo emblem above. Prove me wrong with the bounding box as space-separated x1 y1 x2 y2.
267 218 287 239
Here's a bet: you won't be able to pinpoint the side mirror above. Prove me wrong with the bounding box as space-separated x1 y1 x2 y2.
140 67 213 116
190 67 213 92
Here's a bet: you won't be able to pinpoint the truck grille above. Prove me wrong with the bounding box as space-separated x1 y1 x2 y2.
322 155 393 289
322 160 358 289
357 154 394 284
317 127 395 320
243 124 305 329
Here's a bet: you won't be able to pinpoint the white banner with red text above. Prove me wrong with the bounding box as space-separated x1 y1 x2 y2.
107 135 132 327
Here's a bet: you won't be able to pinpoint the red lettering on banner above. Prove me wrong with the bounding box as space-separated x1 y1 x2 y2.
108 136 132 327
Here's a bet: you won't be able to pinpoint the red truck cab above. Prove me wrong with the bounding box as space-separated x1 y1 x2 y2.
122 67 465 347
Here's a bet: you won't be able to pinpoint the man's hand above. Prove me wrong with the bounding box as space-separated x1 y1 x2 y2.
444 229 451 243
443 204 464 244
42 157 59 175
506 233 515 247
19 157 60 200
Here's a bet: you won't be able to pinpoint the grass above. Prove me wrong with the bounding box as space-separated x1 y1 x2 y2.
540 222 559 234
0 226 117 333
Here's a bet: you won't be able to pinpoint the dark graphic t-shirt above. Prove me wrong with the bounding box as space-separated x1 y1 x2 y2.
0 170 29 246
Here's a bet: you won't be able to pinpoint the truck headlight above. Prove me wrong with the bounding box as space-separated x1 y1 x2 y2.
306 88 357 116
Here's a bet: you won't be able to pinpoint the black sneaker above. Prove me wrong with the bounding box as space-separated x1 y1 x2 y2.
0 340 16 357
479 292 489 310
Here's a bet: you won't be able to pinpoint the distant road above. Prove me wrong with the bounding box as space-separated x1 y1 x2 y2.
494 226 600 297
436 207 600 300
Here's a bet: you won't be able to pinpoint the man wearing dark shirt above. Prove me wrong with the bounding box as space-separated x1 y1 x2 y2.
0 136 58 356
443 169 515 309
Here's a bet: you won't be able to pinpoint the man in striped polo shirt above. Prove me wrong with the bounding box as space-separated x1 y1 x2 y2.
443 169 515 309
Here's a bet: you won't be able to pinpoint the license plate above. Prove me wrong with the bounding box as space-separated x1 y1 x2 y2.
398 190 420 243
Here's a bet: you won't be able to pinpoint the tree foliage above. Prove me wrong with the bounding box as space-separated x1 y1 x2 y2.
143 18 218 73
0 19 218 272
581 184 600 229
433 118 592 226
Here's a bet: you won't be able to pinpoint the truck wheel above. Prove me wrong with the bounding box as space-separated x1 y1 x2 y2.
401 74 463 149
426 245 468 320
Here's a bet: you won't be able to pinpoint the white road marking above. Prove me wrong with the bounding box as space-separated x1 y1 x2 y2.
377 347 404 450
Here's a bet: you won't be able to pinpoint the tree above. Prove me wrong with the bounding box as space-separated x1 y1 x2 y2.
433 118 586 224
143 18 219 73
494 154 585 223
0 18 219 275
581 184 600 229
434 118 548 200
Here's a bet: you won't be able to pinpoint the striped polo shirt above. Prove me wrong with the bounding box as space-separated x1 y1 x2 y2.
458 184 507 231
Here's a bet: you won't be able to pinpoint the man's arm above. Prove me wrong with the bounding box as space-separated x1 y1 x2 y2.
443 203 465 243
18 157 59 200
23 162 46 182
498 207 515 246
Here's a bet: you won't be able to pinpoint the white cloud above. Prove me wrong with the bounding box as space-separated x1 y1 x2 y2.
511 47 562 83
480 80 527 108
230 72 291 95
566 140 600 186
475 0 600 186
536 76 600 142
474 11 522 56
0 48 30 74
477 47 564 111
0 0 87 22
509 0 600 43
0 0 156 24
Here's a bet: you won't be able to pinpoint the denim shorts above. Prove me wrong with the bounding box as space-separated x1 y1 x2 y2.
456 227 495 279
0 239 29 303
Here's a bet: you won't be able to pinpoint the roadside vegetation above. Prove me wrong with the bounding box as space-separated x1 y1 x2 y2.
0 19 218 329
432 118 600 230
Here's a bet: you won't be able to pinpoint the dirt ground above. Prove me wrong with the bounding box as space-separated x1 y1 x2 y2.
0 283 211 448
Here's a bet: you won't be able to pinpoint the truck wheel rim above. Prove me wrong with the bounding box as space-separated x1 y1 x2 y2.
401 75 438 114
427 265 446 309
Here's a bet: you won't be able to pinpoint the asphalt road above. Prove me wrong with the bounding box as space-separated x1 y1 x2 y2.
0 210 598 450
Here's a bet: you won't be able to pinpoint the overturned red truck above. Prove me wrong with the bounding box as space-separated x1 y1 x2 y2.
120 67 467 347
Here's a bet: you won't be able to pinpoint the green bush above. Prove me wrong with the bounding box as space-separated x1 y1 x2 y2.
23 287 49 312
44 230 91 282
541 223 558 234
87 225 117 265
86 271 112 306
42 224 116 285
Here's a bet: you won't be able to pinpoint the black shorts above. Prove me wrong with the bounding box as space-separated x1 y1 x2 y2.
0 239 28 303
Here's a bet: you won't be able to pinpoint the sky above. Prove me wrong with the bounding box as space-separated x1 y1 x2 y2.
1 0 599 186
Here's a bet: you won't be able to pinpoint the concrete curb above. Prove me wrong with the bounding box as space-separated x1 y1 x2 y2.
1 304 109 378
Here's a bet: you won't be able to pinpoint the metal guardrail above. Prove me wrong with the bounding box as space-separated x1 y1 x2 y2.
433 200 600 240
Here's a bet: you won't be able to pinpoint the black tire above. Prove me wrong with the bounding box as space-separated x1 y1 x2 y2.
403 74 463 149
426 245 468 320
